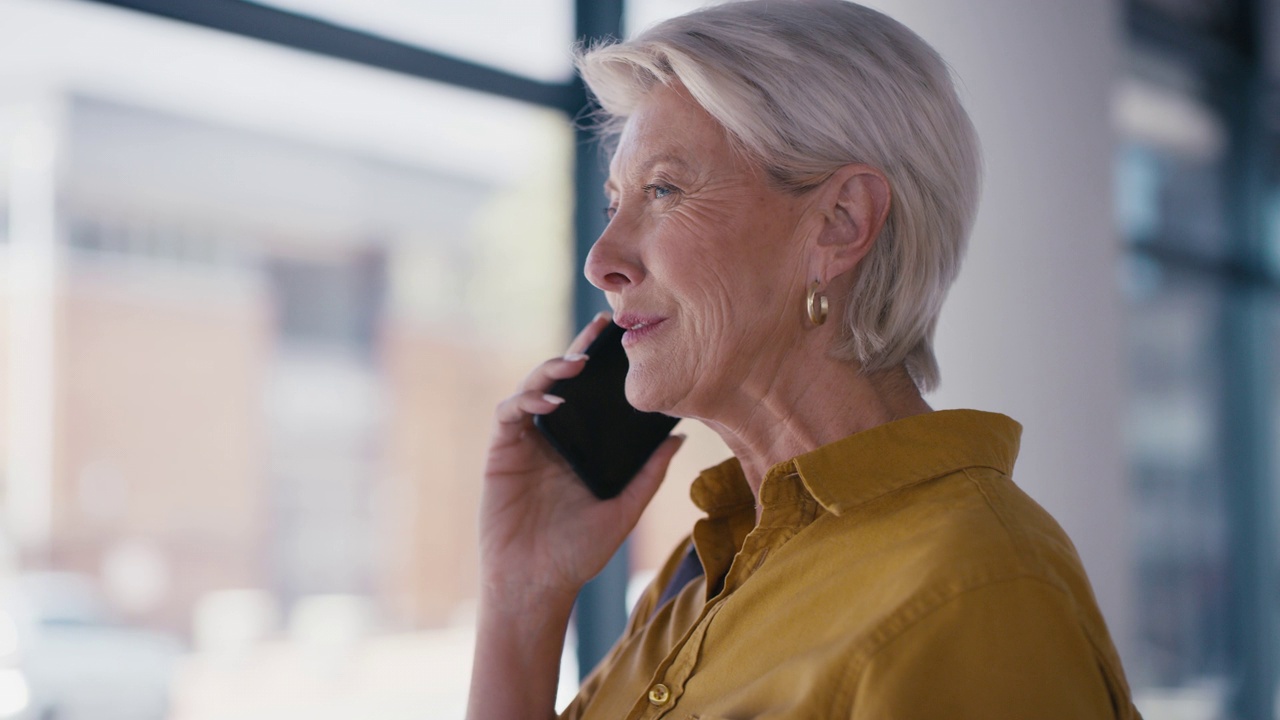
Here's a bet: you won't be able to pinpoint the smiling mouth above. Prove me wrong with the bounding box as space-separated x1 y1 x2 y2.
617 316 666 346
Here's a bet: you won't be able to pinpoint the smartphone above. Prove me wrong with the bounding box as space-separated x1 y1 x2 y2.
533 322 680 499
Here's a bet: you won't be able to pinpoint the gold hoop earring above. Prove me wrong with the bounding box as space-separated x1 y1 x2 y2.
807 281 828 326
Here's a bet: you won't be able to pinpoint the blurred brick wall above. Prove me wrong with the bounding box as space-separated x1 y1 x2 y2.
380 325 529 628
52 267 270 635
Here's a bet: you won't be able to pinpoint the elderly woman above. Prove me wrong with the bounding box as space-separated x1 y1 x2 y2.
468 1 1138 718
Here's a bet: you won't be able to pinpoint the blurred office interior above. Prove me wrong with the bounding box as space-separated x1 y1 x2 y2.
0 0 1277 718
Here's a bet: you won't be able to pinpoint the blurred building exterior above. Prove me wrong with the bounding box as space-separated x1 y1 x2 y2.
0 70 578 713
0 90 558 634
0 0 1277 719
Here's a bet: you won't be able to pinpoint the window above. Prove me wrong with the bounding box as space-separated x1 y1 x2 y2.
1120 3 1280 716
0 2 572 716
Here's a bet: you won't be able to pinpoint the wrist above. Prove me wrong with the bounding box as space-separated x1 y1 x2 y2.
480 572 581 617
468 583 575 720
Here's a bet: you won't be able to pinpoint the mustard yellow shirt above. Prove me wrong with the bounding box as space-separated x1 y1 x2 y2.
562 410 1139 719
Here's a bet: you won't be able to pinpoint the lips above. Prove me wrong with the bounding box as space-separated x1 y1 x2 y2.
614 313 667 346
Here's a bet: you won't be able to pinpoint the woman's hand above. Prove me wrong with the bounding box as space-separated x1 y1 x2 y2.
479 312 685 609
467 313 684 720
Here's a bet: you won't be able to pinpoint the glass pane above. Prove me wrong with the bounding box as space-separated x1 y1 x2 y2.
1123 259 1231 716
1265 163 1280 280
1131 0 1246 42
625 0 710 37
1272 296 1280 559
252 0 576 83
0 0 572 717
1114 67 1231 258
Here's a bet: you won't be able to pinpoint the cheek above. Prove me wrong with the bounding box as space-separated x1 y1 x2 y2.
652 197 804 337
661 200 791 277
654 220 746 319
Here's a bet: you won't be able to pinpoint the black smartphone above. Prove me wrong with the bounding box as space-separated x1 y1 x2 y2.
533 322 680 500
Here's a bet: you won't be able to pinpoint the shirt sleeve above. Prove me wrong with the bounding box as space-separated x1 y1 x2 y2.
847 576 1125 720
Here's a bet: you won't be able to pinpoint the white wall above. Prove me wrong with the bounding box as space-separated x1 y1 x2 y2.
863 0 1133 659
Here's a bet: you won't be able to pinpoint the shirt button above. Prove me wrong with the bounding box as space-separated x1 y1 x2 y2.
648 683 671 706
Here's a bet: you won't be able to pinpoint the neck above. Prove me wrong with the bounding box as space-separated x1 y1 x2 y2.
698 355 932 504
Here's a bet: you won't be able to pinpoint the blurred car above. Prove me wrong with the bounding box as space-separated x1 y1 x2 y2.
0 572 181 720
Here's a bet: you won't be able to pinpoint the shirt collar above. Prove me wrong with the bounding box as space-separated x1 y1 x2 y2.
690 409 1022 517
690 455 756 518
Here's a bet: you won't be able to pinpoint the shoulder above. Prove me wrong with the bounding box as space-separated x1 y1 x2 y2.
796 463 1086 589
783 462 1114 664
803 467 1134 716
841 573 1130 719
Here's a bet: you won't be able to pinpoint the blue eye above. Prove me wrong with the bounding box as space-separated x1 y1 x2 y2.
644 184 675 199
603 206 617 221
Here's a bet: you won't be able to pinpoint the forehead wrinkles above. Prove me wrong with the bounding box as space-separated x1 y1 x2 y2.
605 85 736 193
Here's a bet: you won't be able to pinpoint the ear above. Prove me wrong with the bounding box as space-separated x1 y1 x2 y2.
810 164 891 283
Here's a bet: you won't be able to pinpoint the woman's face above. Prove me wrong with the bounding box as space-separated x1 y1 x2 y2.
585 84 816 419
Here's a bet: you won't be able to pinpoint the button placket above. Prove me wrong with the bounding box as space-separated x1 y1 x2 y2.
630 593 731 719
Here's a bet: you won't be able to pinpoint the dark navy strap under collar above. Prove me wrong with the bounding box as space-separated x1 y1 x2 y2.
653 545 708 617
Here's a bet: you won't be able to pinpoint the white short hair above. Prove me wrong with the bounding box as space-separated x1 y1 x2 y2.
575 0 982 392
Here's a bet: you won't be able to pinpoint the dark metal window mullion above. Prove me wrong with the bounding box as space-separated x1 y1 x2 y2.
568 0 628 683
77 0 580 111
1217 28 1278 720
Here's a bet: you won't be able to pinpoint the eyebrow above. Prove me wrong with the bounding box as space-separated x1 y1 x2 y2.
603 153 692 195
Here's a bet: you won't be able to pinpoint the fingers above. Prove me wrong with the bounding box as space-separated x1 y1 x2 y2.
565 311 613 357
615 434 686 512
516 312 612 394
492 311 614 440
518 354 590 395
494 390 567 426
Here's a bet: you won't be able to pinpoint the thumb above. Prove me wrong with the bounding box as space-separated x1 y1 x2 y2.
614 433 686 516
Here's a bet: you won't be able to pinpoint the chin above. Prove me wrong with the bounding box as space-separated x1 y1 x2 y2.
624 367 680 415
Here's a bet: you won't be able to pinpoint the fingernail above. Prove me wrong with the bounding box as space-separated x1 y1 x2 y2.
593 311 610 322
563 353 589 362
674 433 688 441
543 394 566 405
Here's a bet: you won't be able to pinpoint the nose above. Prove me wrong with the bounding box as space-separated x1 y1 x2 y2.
583 221 641 293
